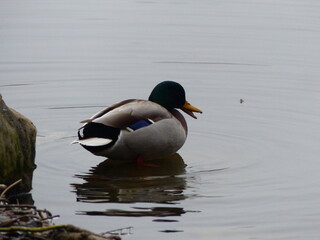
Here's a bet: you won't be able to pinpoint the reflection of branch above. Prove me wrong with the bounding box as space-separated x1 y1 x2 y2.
82 207 187 217
0 179 22 198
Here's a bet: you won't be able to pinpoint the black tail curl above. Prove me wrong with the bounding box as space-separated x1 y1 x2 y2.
78 122 120 153
79 122 120 140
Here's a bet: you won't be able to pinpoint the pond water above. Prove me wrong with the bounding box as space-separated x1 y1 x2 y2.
1 0 320 239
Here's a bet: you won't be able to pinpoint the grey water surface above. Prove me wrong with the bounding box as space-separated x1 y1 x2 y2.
1 0 320 239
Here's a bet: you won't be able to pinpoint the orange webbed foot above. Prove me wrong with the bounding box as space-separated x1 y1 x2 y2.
136 156 159 167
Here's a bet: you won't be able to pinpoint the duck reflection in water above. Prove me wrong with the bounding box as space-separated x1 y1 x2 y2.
72 154 192 217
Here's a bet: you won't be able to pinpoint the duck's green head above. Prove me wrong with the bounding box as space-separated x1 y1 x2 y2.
148 81 202 118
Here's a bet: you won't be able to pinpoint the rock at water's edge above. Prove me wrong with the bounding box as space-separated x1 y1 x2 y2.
0 94 36 192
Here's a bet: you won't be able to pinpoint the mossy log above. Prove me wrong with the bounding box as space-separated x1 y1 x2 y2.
0 94 36 192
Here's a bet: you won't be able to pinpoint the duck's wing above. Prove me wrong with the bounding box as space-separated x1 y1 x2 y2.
81 99 172 129
80 99 135 123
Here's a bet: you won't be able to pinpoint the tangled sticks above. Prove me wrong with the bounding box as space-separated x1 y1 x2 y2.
0 180 120 240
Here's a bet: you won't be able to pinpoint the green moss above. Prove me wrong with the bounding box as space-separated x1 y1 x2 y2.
0 95 36 189
0 118 22 180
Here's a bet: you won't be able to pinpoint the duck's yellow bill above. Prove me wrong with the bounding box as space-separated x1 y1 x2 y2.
181 101 203 119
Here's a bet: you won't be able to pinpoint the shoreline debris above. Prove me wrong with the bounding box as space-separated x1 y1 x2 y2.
0 179 121 240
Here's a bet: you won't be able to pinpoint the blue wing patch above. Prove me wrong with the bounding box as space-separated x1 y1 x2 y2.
128 119 153 131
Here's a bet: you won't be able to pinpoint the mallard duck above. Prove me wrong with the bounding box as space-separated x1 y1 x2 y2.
73 81 202 165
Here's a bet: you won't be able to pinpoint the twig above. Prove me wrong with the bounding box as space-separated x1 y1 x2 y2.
0 214 40 227
40 215 60 221
65 225 120 239
101 226 133 236
0 224 67 232
0 197 8 204
0 204 36 209
0 179 22 198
